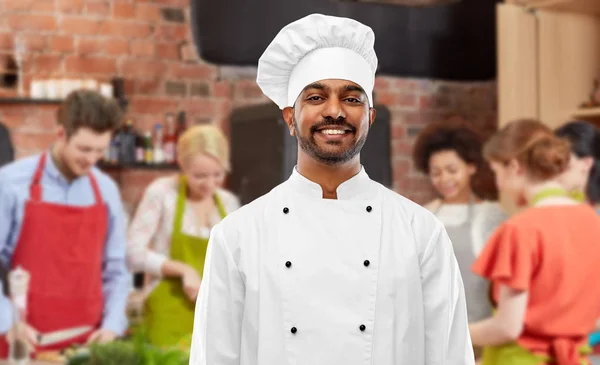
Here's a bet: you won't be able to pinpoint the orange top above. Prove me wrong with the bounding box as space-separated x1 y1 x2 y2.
472 204 600 362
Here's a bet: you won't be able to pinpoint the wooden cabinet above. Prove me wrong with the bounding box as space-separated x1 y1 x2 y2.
497 0 600 129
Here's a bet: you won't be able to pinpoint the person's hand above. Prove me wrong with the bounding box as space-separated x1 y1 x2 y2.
6 322 39 351
181 266 201 302
86 329 117 345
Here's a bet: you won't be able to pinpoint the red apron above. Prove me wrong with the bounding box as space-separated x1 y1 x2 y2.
0 152 107 358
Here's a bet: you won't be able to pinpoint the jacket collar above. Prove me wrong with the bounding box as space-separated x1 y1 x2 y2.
287 165 374 200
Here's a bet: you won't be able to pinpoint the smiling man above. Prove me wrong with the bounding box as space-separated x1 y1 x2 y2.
190 13 474 365
0 90 130 357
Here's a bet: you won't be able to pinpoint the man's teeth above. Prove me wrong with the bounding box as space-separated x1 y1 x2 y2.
320 129 346 135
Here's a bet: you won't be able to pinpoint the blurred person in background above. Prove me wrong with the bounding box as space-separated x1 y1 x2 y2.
413 118 507 327
126 124 240 348
0 90 130 357
555 120 600 208
0 121 14 167
469 119 600 365
555 120 600 351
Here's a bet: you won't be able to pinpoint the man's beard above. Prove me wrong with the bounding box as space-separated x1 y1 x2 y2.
293 116 368 166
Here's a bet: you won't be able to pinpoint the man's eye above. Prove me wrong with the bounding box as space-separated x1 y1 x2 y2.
307 96 323 101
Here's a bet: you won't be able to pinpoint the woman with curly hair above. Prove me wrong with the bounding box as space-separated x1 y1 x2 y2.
413 118 507 325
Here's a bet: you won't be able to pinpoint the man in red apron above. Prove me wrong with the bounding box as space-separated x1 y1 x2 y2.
0 90 131 357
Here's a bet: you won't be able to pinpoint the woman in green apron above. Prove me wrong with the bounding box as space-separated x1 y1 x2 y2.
469 119 600 365
126 125 240 347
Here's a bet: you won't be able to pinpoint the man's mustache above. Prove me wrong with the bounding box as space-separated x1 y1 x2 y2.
310 117 356 134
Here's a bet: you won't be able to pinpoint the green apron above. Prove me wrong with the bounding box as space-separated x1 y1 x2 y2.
481 188 590 365
144 176 228 347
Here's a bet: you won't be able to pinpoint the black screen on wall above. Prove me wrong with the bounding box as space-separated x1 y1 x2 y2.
190 0 500 81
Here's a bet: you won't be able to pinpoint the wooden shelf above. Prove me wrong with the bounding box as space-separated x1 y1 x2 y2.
98 162 179 170
519 0 600 16
0 97 63 105
0 97 129 110
571 106 600 119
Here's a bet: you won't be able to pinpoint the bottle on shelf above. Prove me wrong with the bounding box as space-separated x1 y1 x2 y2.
135 131 145 164
153 123 164 164
144 131 153 164
163 113 177 164
174 111 187 161
118 120 136 165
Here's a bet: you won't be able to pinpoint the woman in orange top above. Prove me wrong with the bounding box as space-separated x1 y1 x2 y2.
469 119 600 365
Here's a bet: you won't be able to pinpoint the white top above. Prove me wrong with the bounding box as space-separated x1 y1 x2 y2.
425 200 508 256
190 167 474 365
126 175 240 278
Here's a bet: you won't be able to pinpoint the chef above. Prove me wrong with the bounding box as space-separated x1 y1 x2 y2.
0 90 130 356
189 13 474 365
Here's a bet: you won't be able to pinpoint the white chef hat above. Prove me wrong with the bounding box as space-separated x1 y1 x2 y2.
256 13 378 110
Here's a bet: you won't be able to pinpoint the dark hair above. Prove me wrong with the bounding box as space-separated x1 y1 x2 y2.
484 119 571 180
556 120 600 204
57 89 122 137
413 117 498 200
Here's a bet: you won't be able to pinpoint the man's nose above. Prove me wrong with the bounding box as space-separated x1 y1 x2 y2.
322 98 345 120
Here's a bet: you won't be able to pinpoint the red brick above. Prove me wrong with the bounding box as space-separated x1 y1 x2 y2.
130 40 155 57
135 78 163 95
135 3 161 22
392 141 413 157
0 33 14 50
50 35 74 53
57 0 84 13
396 93 417 108
391 124 406 139
129 98 180 115
213 81 232 98
169 63 217 80
180 43 197 62
100 20 153 38
121 59 168 78
33 54 63 74
180 99 216 118
11 132 56 150
77 38 103 55
375 91 396 106
65 55 117 75
4 0 55 12
154 24 188 42
235 80 264 99
419 94 452 109
393 159 412 182
104 39 129 56
391 78 421 92
86 1 111 16
7 14 57 31
156 43 180 60
152 0 188 5
113 3 135 18
374 78 390 91
21 34 48 52
61 17 103 36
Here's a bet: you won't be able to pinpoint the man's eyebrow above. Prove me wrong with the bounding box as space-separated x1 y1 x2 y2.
345 85 365 94
303 82 327 91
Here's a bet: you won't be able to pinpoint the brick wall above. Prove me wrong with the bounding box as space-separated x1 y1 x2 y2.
0 0 497 214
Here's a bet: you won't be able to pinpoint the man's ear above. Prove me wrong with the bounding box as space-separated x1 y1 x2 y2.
282 107 296 136
56 125 67 141
369 107 376 128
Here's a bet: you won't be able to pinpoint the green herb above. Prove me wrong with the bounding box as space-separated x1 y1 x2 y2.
66 328 189 365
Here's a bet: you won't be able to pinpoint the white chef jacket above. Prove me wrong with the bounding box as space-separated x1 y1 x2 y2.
190 166 474 365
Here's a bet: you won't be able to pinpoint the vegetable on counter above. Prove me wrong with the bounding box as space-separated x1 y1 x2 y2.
65 329 189 365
